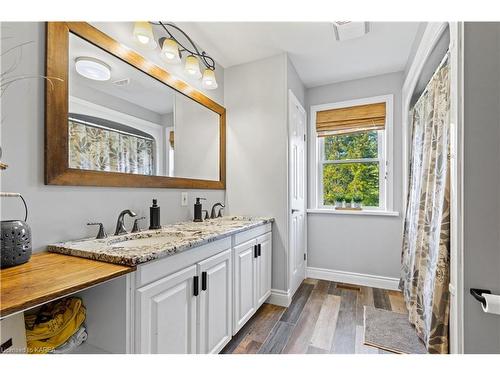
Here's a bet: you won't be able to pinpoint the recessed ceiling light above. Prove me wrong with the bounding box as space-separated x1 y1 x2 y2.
75 57 111 81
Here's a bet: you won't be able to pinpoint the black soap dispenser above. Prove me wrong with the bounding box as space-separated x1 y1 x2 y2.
193 197 206 222
149 199 161 230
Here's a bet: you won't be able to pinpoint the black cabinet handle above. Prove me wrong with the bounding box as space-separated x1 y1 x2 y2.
193 276 199 296
258 243 261 257
202 271 207 291
254 245 258 258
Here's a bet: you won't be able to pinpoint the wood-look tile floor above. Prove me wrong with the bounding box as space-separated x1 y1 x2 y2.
221 278 407 354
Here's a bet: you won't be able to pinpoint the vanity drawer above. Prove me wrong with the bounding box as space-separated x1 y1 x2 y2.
233 223 272 246
135 237 231 288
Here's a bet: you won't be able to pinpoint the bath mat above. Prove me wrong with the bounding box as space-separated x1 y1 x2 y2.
363 306 427 354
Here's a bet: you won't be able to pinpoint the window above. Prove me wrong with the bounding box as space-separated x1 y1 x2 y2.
312 96 393 212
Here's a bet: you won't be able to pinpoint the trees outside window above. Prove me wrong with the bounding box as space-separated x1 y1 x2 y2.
320 130 384 208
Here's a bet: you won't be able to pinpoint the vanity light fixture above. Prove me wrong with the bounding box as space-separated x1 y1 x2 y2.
132 21 218 89
133 21 157 49
75 57 111 81
160 38 181 63
202 68 218 89
184 55 202 78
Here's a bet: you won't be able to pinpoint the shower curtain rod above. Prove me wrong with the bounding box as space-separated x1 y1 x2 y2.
412 50 450 109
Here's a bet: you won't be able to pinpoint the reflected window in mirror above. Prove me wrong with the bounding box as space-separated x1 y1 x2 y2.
68 32 220 181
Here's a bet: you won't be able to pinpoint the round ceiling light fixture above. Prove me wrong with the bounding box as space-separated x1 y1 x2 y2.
75 57 111 81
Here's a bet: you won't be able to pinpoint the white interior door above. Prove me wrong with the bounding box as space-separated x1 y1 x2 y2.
288 90 307 296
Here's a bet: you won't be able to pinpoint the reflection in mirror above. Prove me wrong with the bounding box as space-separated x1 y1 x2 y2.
68 32 220 181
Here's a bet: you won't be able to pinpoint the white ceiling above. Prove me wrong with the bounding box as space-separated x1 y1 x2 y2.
176 22 422 88
69 32 174 115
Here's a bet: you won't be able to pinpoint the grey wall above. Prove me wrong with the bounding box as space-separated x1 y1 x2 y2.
174 93 220 181
287 58 305 106
404 22 428 80
463 22 500 354
71 84 164 125
306 72 405 279
225 54 289 292
0 22 225 251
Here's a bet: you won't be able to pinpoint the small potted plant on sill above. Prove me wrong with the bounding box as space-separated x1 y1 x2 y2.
334 195 344 209
344 195 352 209
353 195 363 209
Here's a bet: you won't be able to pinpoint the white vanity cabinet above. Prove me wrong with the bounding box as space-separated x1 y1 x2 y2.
197 249 232 354
256 232 272 307
232 226 273 334
134 222 272 354
136 265 198 354
233 239 257 333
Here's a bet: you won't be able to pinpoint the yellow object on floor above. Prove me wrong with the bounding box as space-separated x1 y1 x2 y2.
24 297 86 354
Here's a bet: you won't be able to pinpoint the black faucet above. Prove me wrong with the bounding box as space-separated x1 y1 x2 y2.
114 209 137 236
210 203 225 219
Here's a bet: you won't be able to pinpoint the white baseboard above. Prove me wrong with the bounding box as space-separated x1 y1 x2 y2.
306 267 400 291
266 289 292 307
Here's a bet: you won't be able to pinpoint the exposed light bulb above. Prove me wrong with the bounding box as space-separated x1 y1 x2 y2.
184 55 201 79
133 22 156 49
202 68 218 89
161 38 180 64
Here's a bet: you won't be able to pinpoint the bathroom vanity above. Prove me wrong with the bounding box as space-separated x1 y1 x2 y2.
0 217 273 354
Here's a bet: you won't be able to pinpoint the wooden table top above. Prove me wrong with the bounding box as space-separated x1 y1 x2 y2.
0 252 135 317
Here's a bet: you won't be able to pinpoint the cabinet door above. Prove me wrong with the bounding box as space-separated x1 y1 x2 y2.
198 248 233 354
233 238 257 334
136 265 197 354
256 232 272 307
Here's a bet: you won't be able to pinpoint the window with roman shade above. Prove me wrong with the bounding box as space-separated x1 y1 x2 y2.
313 99 392 211
316 102 386 137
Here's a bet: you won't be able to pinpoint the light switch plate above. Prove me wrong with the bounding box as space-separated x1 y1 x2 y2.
181 192 188 206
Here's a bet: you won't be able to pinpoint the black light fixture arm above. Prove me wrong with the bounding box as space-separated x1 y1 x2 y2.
151 21 216 71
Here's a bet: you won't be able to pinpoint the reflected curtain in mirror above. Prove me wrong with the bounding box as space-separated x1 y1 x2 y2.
68 119 155 175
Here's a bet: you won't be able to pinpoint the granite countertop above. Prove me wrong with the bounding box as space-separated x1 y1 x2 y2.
47 216 274 266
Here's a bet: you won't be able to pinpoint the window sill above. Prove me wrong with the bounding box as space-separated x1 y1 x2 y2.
306 208 400 217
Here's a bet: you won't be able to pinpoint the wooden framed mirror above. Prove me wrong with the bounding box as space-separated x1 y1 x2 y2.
45 22 225 189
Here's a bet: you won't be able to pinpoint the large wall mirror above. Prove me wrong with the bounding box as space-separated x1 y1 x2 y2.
45 22 225 189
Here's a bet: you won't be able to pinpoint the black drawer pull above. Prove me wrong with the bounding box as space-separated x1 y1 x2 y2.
257 244 261 257
202 271 207 291
254 245 258 258
193 276 199 296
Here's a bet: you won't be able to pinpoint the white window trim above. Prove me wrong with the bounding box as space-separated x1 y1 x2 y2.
309 94 394 214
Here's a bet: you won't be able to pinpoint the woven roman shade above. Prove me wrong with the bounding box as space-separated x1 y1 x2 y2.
316 102 386 137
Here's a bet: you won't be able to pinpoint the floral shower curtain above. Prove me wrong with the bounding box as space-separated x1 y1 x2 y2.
68 120 155 175
400 61 451 354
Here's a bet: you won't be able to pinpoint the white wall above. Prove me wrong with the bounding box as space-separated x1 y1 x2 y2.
173 94 220 181
462 22 500 354
225 54 289 292
305 72 405 280
0 22 225 251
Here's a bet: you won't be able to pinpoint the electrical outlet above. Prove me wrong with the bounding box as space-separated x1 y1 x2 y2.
181 192 188 206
